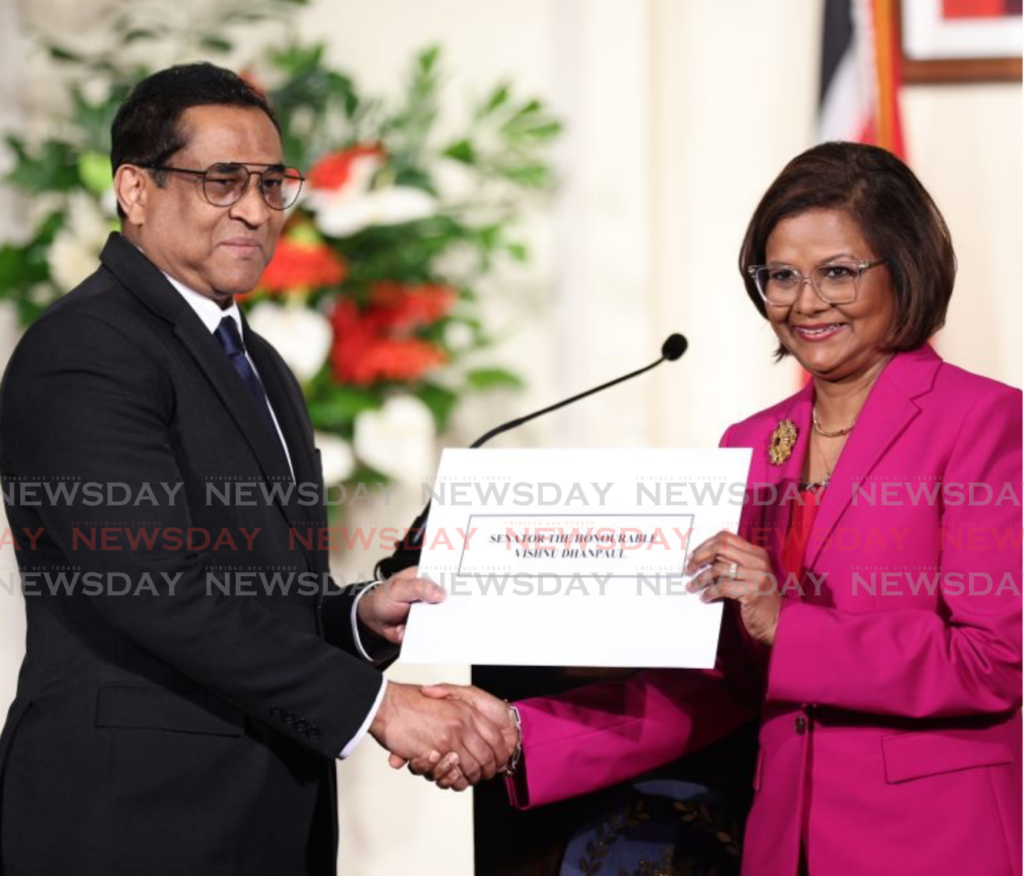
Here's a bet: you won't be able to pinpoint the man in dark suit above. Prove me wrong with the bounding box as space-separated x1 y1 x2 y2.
0 63 512 875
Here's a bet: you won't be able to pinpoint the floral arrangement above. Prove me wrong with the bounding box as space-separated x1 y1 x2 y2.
1 7 561 487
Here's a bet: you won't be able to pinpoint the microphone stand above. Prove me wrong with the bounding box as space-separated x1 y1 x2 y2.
374 334 687 579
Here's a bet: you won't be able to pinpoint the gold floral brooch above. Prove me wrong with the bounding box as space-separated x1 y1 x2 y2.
768 419 798 466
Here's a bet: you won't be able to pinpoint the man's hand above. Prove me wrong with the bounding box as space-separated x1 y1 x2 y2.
389 684 518 791
357 567 445 646
369 682 512 788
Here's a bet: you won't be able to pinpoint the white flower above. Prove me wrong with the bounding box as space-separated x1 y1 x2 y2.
79 77 110 106
47 192 110 291
314 432 356 484
48 233 99 292
443 321 476 352
367 186 438 226
340 152 385 196
28 284 58 307
246 301 332 382
305 150 437 238
431 157 477 203
354 396 436 483
100 189 120 218
310 186 437 238
0 301 22 370
67 191 110 241
431 241 479 282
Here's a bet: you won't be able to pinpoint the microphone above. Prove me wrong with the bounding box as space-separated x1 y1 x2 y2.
374 334 688 578
468 333 688 448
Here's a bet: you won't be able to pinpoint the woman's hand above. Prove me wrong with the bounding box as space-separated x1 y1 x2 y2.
685 530 781 646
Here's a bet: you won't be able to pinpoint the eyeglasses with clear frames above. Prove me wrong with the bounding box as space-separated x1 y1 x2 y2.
142 162 306 210
746 259 885 307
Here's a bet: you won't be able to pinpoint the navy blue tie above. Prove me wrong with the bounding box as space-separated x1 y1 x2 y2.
214 316 289 463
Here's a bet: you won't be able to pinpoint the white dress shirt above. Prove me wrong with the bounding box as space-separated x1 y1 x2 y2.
165 274 387 758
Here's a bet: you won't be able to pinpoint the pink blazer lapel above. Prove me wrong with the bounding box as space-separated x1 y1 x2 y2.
760 382 813 588
802 346 943 576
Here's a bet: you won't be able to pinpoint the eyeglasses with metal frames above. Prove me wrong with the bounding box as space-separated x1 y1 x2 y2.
142 162 306 210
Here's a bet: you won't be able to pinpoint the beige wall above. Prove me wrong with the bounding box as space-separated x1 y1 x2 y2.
1 1 1020 874
903 84 1022 380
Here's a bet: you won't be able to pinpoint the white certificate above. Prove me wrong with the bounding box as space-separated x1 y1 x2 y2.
400 447 752 668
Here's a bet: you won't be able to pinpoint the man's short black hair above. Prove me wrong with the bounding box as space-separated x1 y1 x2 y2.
110 62 280 217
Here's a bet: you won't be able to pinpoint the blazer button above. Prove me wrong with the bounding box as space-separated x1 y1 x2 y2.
794 715 807 735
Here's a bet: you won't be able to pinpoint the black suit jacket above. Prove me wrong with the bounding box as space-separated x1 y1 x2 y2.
0 233 383 875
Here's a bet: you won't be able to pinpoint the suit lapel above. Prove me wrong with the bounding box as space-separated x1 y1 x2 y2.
99 234 299 529
171 316 296 484
245 328 326 575
761 382 814 588
802 347 941 575
244 326 321 520
244 329 316 484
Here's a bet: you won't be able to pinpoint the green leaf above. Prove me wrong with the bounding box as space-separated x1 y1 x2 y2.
477 224 501 251
416 383 458 431
392 166 435 193
199 36 234 54
47 44 85 64
505 242 529 262
78 152 112 194
222 10 274 24
0 244 40 291
417 45 441 74
442 139 475 165
466 368 524 391
123 29 160 43
286 223 323 246
5 139 81 193
346 463 389 486
308 387 380 429
482 83 510 116
497 163 550 187
513 120 563 141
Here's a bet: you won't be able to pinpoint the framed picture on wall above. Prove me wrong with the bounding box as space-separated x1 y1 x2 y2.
898 0 1023 82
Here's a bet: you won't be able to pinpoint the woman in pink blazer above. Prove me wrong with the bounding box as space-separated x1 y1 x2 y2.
414 143 1022 876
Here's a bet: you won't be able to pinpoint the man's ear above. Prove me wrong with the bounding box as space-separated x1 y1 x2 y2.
114 165 149 226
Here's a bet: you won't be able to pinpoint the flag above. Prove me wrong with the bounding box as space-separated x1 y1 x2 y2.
819 0 906 157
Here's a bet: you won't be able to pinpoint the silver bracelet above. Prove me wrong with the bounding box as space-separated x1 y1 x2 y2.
498 703 523 777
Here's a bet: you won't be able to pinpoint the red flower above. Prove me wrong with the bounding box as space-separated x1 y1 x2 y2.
329 297 447 386
259 239 347 293
369 281 456 330
331 336 446 385
308 145 385 192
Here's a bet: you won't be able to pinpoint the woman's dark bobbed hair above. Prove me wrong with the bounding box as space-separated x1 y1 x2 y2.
738 141 956 359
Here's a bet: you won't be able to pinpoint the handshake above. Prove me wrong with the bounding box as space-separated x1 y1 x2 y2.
356 568 519 790
370 681 518 791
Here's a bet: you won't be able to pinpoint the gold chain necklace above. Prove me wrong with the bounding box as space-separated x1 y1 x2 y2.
812 408 856 438
818 440 841 488
802 415 853 489
801 443 841 491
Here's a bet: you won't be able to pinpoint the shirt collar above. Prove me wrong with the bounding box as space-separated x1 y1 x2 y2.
162 272 243 337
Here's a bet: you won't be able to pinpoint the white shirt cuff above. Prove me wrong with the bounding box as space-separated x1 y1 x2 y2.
338 677 387 759
350 582 383 662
